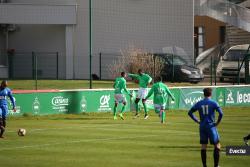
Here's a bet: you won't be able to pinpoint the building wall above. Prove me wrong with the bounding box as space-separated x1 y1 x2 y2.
194 16 226 50
8 24 66 78
5 0 194 79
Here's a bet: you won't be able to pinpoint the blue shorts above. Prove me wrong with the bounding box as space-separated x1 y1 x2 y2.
0 105 8 119
200 125 220 145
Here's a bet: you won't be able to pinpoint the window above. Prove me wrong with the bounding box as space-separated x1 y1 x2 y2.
198 26 205 55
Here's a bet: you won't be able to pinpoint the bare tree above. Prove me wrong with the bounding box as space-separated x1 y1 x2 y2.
108 47 165 80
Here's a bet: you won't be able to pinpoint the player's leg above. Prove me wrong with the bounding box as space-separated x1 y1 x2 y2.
134 98 140 117
0 118 5 138
208 127 221 167
201 144 207 167
0 107 5 138
119 101 126 120
243 134 250 145
2 105 8 128
113 102 118 120
160 104 167 123
142 98 148 119
200 127 208 167
213 143 221 167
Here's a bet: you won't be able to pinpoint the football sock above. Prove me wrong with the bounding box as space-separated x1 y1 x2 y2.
121 105 125 113
214 148 220 167
143 103 148 115
3 119 6 128
162 111 166 123
201 149 207 167
0 126 5 137
113 106 117 116
135 103 139 114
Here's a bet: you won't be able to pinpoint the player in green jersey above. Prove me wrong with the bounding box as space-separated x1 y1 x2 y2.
145 76 175 123
128 69 152 119
113 72 131 120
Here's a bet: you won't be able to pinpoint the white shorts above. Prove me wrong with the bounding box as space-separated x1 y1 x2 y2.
114 94 126 104
136 88 148 99
154 104 166 112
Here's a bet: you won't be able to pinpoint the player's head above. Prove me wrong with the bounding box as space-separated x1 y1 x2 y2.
121 72 126 77
138 69 143 75
155 76 162 82
203 88 212 98
0 80 8 88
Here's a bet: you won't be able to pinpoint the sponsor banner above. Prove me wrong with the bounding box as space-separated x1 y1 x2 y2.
8 90 131 115
225 87 250 106
179 88 216 109
226 146 250 156
5 86 250 116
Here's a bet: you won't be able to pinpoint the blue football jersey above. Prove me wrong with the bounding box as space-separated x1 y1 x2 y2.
0 87 15 108
188 98 223 127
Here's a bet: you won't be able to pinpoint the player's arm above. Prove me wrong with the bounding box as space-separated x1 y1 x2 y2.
147 74 152 84
164 86 175 101
113 78 117 88
215 104 223 126
128 73 139 79
188 105 200 124
145 85 154 100
7 89 16 111
123 81 131 96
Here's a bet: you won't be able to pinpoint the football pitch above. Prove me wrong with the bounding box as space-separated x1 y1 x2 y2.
0 107 249 167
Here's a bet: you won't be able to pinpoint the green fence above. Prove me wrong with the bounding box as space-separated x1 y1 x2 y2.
8 86 250 116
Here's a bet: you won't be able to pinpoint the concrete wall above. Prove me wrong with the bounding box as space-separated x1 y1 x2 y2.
3 0 194 79
8 24 66 78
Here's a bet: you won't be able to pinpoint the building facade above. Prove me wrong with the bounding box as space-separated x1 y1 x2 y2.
0 0 194 79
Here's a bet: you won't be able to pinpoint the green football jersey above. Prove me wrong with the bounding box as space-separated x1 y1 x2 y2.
128 73 152 88
146 82 175 105
113 77 130 95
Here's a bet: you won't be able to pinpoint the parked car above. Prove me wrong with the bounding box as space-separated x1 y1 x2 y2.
216 44 250 82
155 54 204 83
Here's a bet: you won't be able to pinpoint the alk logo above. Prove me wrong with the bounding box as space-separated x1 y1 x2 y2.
226 90 234 104
100 95 110 108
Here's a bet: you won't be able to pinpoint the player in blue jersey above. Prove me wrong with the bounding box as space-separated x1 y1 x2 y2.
188 88 223 167
0 80 16 138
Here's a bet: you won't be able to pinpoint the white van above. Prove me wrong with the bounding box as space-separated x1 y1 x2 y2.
216 44 250 81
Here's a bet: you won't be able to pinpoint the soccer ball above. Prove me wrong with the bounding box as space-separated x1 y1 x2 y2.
18 128 26 136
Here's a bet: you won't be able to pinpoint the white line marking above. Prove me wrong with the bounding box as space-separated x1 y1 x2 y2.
0 134 158 151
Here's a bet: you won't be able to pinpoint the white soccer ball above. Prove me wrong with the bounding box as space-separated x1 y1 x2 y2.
18 128 26 136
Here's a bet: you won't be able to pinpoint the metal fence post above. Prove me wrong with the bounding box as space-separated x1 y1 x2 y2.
99 52 102 80
237 57 240 85
153 54 156 83
171 54 174 83
214 57 217 85
32 52 38 90
56 52 59 80
210 56 213 86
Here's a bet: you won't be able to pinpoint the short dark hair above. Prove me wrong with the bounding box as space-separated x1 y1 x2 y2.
1 80 7 88
155 76 162 82
203 88 212 97
138 69 143 73
121 72 125 77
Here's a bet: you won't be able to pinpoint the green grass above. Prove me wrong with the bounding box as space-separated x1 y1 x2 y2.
7 80 212 90
1 107 249 167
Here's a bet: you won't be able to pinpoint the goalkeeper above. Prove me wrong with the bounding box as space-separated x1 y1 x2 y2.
145 76 175 123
